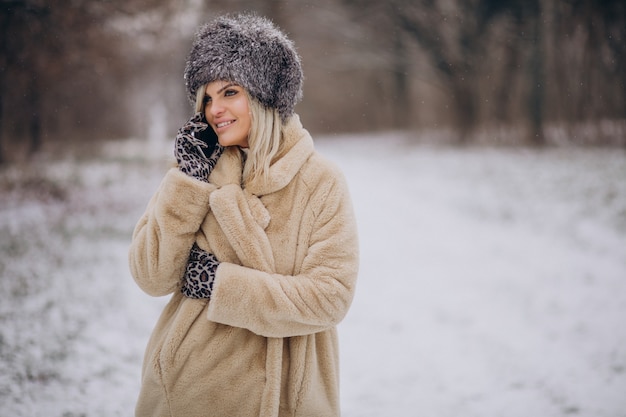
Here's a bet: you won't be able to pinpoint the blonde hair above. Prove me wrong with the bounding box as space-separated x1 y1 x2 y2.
195 86 206 113
194 83 283 185
244 92 282 184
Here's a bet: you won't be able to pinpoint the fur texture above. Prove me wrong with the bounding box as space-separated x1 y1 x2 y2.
184 13 303 122
129 115 359 416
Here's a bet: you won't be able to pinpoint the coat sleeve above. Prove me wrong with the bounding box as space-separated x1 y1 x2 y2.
206 173 359 338
129 168 216 297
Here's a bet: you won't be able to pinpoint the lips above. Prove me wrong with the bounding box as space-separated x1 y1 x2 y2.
216 120 235 129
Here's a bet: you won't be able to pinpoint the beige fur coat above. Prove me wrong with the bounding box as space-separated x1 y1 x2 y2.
129 115 359 417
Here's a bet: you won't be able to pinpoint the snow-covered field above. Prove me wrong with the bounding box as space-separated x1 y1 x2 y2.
1 134 625 417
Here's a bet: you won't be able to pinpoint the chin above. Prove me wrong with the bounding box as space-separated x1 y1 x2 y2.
218 135 248 148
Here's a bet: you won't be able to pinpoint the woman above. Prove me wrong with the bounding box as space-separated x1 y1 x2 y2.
129 13 359 417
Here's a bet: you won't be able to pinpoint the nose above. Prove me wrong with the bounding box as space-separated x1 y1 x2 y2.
207 98 225 117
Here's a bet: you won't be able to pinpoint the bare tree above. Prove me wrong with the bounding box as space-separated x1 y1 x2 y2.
340 0 509 141
0 0 176 163
2 0 623 154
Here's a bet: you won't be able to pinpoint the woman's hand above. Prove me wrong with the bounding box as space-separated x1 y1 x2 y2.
174 112 224 182
180 243 220 299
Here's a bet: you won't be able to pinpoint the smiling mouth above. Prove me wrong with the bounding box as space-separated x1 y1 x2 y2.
216 120 235 128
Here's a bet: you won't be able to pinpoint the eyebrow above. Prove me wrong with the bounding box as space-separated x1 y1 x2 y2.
216 83 237 95
204 83 238 99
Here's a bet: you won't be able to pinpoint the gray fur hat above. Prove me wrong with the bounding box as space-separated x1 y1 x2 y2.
184 13 303 122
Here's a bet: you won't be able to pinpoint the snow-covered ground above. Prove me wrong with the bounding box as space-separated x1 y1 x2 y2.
1 134 625 417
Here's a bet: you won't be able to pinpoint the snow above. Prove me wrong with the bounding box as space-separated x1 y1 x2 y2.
1 134 625 416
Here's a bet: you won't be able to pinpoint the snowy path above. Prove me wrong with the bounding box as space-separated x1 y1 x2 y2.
1 136 625 416
326 138 626 417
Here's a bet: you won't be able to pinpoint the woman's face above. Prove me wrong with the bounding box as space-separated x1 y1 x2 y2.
203 81 251 148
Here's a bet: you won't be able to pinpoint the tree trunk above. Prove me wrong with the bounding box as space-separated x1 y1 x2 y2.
527 12 545 146
392 29 411 129
29 85 43 155
0 74 5 164
0 9 7 164
449 77 478 143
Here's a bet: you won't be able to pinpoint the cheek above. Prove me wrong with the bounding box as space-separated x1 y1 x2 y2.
237 99 250 118
236 105 251 127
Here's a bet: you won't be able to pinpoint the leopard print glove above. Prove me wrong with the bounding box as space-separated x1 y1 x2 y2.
181 243 220 299
174 112 224 182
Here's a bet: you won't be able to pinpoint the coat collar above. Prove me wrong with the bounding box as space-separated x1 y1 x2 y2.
209 114 314 196
246 114 314 196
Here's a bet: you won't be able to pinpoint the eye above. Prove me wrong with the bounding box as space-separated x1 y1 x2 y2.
203 95 211 105
224 88 239 97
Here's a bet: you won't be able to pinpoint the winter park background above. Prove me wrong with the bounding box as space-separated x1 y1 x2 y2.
1 134 625 417
2 1 626 416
